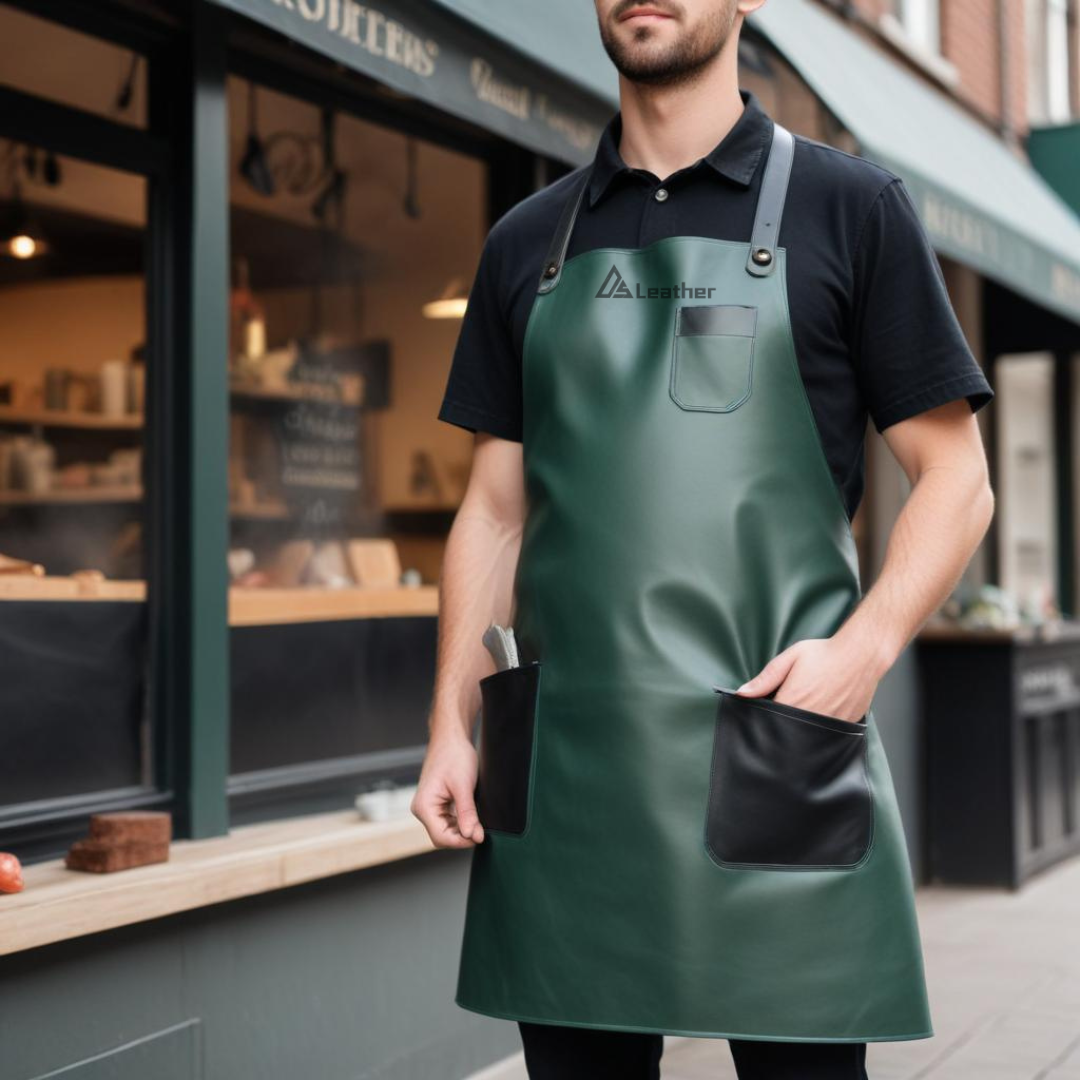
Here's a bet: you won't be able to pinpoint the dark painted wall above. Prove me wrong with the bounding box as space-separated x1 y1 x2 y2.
1 851 518 1080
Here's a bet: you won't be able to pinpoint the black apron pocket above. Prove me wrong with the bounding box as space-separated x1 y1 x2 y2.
669 303 757 412
705 689 873 870
474 661 541 835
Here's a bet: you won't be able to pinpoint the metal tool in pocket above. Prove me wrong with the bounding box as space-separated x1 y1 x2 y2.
482 622 520 672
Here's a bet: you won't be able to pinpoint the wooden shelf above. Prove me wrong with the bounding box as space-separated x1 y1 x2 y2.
917 619 1080 644
229 584 439 626
383 502 461 514
230 499 292 520
0 485 142 506
0 488 303 519
1 809 435 957
0 576 146 601
0 405 143 430
0 579 439 623
230 382 360 406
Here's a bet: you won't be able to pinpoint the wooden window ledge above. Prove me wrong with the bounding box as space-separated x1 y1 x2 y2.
1 811 437 956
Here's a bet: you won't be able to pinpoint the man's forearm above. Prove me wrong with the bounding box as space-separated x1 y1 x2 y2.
429 506 523 744
835 461 995 674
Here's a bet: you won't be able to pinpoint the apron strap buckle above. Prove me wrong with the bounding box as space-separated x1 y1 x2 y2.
745 122 795 278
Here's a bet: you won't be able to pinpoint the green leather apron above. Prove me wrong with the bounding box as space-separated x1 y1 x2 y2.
456 121 933 1043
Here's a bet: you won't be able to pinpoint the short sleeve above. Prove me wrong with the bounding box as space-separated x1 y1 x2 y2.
436 220 523 442
851 177 994 432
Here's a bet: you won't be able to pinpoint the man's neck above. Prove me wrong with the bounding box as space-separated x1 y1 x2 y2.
616 49 744 182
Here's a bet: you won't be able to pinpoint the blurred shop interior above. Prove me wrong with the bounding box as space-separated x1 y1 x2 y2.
0 1 537 855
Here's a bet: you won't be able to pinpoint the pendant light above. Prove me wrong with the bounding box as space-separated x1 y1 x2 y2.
240 83 276 197
1 184 48 260
422 277 469 319
310 109 346 224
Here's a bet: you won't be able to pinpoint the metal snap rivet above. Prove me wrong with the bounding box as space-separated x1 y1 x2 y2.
654 187 669 202
752 247 772 265
543 263 558 279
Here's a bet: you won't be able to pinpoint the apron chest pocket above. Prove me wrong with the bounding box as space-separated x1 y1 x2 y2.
670 304 757 412
474 660 541 835
705 689 873 870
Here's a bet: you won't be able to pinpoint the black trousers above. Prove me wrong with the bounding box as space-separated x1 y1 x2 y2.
517 1021 869 1079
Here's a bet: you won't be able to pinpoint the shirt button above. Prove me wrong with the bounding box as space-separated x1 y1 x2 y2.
654 187 669 202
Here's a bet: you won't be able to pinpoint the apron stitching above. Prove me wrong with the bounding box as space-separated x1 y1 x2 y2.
668 308 757 414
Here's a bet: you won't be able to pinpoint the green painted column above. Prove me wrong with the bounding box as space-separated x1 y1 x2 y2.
169 1 231 838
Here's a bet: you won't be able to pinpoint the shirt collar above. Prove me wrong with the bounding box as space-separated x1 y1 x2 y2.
586 87 772 208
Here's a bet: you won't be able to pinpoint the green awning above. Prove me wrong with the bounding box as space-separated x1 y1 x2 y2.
208 0 614 164
749 0 1080 324
1028 121 1080 217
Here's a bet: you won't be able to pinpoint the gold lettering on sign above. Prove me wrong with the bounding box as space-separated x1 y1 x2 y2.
269 0 438 78
470 58 531 119
535 94 598 152
262 0 597 155
922 191 1002 263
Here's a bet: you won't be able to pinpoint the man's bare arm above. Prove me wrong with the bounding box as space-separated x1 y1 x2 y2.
411 432 526 847
737 398 995 719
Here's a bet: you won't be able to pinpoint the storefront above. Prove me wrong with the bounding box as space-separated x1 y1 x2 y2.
0 0 613 863
0 4 611 1075
2 1 1078 1077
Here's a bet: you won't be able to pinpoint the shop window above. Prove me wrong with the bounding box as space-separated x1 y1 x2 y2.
889 0 942 56
0 5 148 129
225 77 485 817
1027 0 1073 124
996 354 1059 617
0 147 153 818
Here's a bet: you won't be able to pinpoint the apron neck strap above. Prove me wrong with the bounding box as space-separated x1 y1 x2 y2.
745 121 795 278
536 119 796 294
538 166 592 294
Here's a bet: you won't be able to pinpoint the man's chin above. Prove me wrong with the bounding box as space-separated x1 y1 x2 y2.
606 39 681 78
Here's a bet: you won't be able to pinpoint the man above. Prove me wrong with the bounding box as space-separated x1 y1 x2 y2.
413 0 995 1076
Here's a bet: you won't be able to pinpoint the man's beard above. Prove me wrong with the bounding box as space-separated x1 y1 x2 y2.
599 1 736 89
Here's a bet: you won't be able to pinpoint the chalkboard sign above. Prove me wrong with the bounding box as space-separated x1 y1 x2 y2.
278 347 362 531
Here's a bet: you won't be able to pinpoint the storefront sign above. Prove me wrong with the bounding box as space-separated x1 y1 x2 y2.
278 351 362 530
898 169 1080 326
210 0 610 163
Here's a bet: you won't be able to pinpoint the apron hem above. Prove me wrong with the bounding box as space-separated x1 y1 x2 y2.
455 996 935 1044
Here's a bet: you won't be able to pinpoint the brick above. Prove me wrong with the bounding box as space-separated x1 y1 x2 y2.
87 812 172 846
65 839 170 874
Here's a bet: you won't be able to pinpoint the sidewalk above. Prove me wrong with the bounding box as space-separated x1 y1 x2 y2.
476 857 1080 1080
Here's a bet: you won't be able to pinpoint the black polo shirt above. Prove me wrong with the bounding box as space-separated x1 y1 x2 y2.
437 88 994 520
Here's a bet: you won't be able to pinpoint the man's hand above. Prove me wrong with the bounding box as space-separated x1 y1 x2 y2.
411 733 486 848
735 634 884 724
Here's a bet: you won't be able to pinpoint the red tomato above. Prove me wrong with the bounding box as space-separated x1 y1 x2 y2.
0 852 24 893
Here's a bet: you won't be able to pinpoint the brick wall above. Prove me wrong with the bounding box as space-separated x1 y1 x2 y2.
941 0 1004 120
1001 0 1028 133
842 0 1047 137
851 0 894 20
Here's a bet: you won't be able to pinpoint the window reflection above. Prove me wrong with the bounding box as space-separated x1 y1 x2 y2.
0 144 150 808
226 78 485 801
